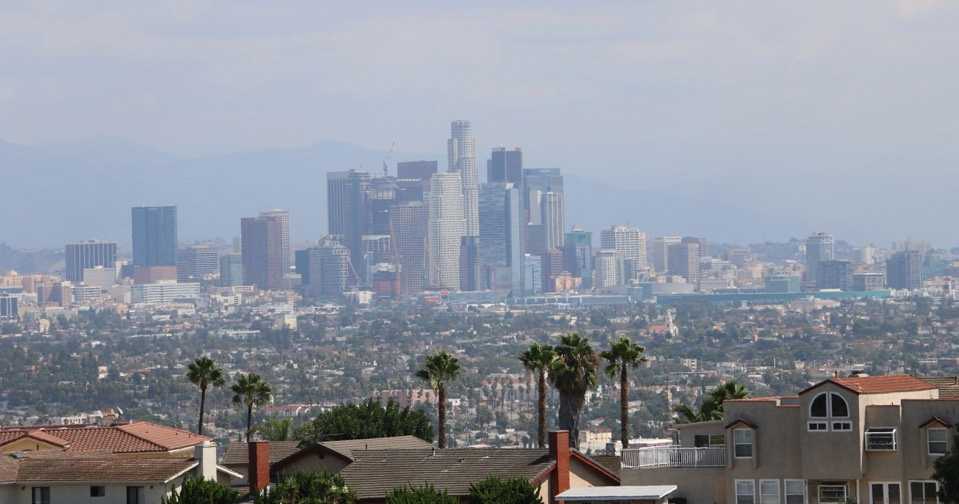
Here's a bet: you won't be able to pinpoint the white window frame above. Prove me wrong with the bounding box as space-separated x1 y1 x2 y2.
785 479 807 504
736 479 757 504
865 427 898 451
928 428 948 456
808 391 851 432
817 484 848 503
760 479 781 504
869 481 902 504
734 428 754 459
909 480 940 504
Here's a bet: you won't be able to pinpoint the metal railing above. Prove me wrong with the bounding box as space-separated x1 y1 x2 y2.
621 446 727 469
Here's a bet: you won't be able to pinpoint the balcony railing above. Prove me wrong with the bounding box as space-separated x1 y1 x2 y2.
621 446 727 469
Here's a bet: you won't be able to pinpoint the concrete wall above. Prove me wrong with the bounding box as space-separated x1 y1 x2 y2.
276 453 351 477
0 437 61 454
11 483 174 504
622 468 725 504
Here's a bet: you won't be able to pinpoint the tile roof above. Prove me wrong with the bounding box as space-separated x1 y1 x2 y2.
921 376 959 400
803 375 937 395
5 454 197 483
0 421 208 454
222 441 302 466
340 448 554 500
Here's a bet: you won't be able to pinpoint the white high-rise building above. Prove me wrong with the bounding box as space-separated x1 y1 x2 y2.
427 172 467 290
601 225 647 268
448 120 479 237
541 191 565 251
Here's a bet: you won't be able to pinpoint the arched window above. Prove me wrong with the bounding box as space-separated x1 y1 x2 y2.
808 392 852 432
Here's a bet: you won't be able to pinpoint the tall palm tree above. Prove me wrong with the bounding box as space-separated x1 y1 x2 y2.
231 373 272 442
186 357 225 436
519 343 555 448
415 351 462 448
549 334 599 449
601 336 646 448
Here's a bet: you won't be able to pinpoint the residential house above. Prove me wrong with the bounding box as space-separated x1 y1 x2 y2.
623 374 957 504
0 421 208 456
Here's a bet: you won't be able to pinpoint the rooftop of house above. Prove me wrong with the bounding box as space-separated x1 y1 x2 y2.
221 435 433 467
0 421 209 453
823 375 938 395
339 448 555 500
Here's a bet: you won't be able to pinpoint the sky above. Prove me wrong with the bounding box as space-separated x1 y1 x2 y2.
1 1 958 246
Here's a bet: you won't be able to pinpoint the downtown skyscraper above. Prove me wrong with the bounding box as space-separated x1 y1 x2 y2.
327 170 371 279
241 212 287 290
131 206 177 269
805 232 835 287
479 182 524 293
448 120 479 237
64 241 117 283
427 172 466 290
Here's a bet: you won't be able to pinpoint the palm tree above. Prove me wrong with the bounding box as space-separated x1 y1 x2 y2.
231 373 272 441
549 334 599 449
601 336 646 448
187 357 225 436
519 343 555 448
415 351 462 448
674 381 748 423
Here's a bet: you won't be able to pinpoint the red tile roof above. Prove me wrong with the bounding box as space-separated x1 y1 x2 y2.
804 375 937 395
0 421 208 454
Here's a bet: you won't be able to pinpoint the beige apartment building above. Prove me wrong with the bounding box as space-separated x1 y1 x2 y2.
623 375 957 504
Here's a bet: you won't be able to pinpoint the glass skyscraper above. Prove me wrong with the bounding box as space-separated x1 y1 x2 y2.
131 206 177 267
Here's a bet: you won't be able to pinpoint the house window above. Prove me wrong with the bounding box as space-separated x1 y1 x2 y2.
866 428 897 451
31 487 50 504
928 429 948 456
734 429 754 458
761 480 780 504
910 481 939 504
737 480 756 504
695 434 709 447
695 433 727 447
870 482 901 504
786 480 807 504
818 484 848 503
91 486 106 497
808 392 851 432
126 486 144 504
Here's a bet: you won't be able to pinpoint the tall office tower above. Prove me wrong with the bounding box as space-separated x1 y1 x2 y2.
487 148 523 185
176 245 219 282
523 168 564 225
817 260 853 290
0 295 17 320
219 253 243 286
397 160 438 181
328 170 371 278
593 249 623 290
260 210 290 277
541 191 566 251
448 120 479 237
459 236 481 291
361 234 393 284
390 202 429 294
526 224 547 255
601 225 647 270
523 254 543 295
479 183 524 293
367 177 398 235
298 238 351 298
132 206 177 268
805 232 834 286
542 249 565 293
886 250 923 290
65 241 117 282
668 240 701 286
651 236 682 273
241 214 285 290
564 228 593 289
427 172 466 290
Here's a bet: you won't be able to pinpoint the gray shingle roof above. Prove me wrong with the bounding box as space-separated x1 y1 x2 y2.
221 441 302 466
339 448 554 500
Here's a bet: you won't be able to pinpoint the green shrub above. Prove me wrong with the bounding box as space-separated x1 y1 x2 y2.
385 484 458 504
254 471 355 504
162 478 240 504
468 476 541 504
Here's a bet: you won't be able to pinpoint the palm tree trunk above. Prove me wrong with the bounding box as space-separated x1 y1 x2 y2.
558 392 580 448
198 386 207 436
620 368 629 448
438 385 447 449
537 371 547 449
246 404 253 442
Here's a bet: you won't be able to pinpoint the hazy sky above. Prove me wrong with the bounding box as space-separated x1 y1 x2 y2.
3 1 959 246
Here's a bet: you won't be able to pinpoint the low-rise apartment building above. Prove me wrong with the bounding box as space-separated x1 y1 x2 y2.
623 375 956 504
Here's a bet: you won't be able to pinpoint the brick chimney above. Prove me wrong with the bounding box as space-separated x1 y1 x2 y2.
548 430 570 504
248 441 270 494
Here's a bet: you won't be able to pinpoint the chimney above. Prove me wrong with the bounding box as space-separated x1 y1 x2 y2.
248 441 270 494
195 441 217 481
548 431 570 504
